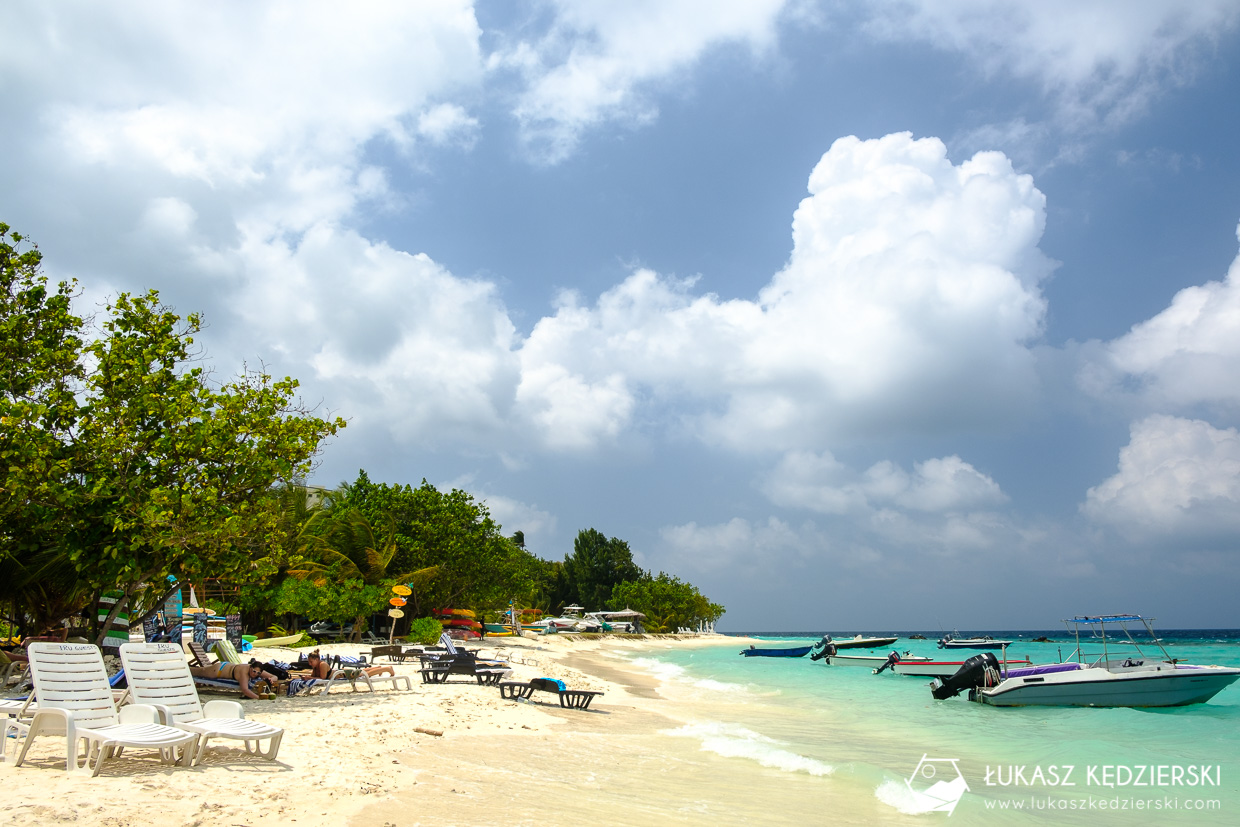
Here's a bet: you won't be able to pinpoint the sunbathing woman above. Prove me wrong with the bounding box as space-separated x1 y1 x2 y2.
305 650 396 680
190 658 280 699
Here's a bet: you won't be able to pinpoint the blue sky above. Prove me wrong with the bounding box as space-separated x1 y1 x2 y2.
4 1 1240 630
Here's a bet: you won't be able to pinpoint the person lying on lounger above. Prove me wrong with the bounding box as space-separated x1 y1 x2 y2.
305 650 396 680
190 658 280 699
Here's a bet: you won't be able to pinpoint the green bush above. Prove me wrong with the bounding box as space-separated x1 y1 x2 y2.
406 616 443 645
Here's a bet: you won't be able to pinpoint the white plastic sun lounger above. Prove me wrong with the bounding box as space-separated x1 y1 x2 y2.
16 642 200 775
1 695 35 763
119 643 284 763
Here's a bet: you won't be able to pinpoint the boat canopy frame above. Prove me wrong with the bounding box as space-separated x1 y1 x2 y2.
1060 614 1174 667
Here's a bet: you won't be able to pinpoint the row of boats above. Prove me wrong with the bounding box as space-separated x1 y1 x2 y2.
739 614 1240 708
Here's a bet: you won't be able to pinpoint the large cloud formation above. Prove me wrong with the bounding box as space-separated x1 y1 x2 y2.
1084 415 1240 539
1092 228 1240 411
518 133 1053 452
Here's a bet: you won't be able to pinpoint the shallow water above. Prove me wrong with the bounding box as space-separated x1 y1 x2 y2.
623 631 1240 825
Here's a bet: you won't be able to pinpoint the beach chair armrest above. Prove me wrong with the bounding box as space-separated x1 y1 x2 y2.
26 706 74 737
202 699 245 719
117 703 162 725
137 702 174 725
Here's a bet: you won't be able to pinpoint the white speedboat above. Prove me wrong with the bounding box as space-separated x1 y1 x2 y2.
931 615 1240 708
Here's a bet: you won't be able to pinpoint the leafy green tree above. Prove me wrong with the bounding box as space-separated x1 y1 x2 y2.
563 528 643 612
0 223 84 571
0 224 346 645
331 471 540 614
65 291 346 644
272 573 384 629
405 616 443 645
522 559 573 616
289 507 436 641
609 572 724 632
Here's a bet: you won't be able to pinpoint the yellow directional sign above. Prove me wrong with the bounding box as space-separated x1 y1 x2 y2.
392 585 412 596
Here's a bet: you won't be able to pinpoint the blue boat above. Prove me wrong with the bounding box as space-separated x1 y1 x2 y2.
739 644 812 658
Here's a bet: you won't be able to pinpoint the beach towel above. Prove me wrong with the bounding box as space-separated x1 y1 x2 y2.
531 677 566 692
97 591 130 651
286 677 320 696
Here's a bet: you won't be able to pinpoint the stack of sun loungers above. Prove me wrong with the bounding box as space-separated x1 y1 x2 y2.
417 633 511 685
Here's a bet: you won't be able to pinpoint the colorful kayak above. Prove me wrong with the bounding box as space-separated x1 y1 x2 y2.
250 633 304 648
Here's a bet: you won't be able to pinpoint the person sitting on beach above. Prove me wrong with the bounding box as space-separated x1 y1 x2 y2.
190 658 279 699
304 650 396 680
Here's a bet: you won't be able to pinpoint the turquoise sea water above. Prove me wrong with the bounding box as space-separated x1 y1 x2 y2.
623 630 1239 825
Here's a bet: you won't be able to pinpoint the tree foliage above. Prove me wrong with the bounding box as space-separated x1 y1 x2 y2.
272 573 384 627
0 223 346 643
0 223 84 567
331 471 541 614
609 572 724 633
563 528 643 611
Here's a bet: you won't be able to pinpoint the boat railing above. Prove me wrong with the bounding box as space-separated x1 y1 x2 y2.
1061 615 1173 668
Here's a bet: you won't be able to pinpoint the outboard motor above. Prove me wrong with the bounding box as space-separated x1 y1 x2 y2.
930 653 1000 700
873 650 901 674
809 635 836 661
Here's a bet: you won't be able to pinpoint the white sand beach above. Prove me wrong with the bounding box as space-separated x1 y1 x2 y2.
0 634 910 827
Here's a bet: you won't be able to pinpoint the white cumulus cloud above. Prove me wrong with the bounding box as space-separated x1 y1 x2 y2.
1090 230 1240 410
862 0 1240 131
1083 415 1240 537
519 133 1053 452
498 0 787 163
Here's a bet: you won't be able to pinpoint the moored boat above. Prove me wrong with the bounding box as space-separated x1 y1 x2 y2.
808 634 899 661
930 615 1240 708
740 644 813 658
938 632 1013 649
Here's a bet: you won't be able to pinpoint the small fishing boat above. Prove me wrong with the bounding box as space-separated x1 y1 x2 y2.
808 634 899 660
740 644 813 658
938 632 1012 649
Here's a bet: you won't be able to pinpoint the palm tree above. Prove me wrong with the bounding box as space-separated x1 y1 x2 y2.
290 508 436 641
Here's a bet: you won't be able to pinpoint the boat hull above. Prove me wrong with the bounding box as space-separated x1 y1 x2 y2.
830 636 898 649
740 646 812 658
977 665 1240 708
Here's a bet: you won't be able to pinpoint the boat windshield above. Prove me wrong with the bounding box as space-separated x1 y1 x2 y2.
1061 615 1173 666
